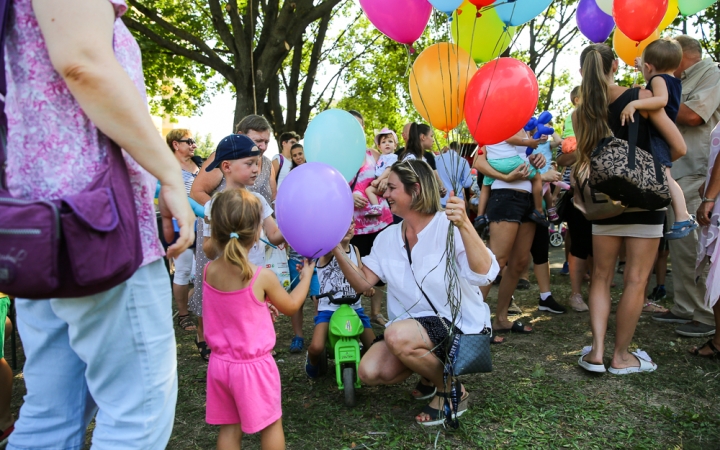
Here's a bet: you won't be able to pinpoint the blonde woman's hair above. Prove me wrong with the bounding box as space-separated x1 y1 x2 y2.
389 159 441 215
574 44 614 178
165 128 191 152
210 189 263 282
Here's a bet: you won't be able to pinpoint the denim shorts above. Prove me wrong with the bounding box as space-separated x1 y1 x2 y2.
314 307 371 328
289 259 320 296
486 189 534 224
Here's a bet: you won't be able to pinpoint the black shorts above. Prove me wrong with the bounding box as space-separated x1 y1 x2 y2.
567 203 593 260
486 189 534 224
373 316 462 359
351 231 386 287
530 223 549 265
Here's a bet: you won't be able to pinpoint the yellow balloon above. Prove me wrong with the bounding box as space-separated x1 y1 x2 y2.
451 1 516 64
659 0 679 31
613 28 661 67
409 43 478 133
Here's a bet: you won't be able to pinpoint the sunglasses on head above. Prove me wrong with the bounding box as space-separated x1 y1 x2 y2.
177 138 195 146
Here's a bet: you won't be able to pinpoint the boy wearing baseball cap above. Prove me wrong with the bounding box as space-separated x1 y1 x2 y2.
202 134 284 265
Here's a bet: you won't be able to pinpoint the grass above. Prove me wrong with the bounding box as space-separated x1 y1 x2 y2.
6 247 720 449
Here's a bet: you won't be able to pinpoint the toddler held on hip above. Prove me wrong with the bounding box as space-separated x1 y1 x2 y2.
365 128 399 216
619 38 697 240
203 188 316 450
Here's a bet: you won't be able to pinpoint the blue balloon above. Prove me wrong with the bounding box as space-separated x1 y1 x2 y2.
304 109 367 182
428 0 464 16
494 0 552 26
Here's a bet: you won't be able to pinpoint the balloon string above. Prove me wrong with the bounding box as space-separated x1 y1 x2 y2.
404 44 412 77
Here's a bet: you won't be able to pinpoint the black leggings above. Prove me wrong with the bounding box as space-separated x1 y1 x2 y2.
567 205 593 260
530 222 549 265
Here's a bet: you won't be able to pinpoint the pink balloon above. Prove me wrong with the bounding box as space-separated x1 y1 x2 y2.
359 0 433 45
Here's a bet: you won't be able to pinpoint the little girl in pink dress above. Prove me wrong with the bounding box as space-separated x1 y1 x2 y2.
202 189 315 449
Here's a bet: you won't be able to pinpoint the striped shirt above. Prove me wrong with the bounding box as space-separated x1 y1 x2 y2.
182 169 198 195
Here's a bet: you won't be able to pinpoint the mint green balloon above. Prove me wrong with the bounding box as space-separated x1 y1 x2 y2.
679 0 717 15
303 109 367 182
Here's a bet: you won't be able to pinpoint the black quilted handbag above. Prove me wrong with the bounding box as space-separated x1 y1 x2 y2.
589 88 671 211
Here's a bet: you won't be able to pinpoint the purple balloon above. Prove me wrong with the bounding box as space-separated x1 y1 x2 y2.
276 162 354 259
359 0 433 45
576 0 615 43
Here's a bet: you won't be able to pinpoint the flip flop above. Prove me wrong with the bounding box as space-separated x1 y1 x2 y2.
642 301 668 314
494 320 533 334
607 350 657 375
578 346 606 373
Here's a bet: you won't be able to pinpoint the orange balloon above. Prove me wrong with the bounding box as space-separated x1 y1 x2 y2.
613 28 660 67
409 43 477 132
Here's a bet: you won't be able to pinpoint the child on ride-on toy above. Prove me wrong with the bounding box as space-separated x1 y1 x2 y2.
305 223 376 378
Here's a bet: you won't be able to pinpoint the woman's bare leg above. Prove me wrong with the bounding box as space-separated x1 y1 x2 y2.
494 222 536 330
584 235 623 365
611 237 660 370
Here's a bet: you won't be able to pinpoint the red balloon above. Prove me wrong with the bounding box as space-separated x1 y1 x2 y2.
464 58 538 147
469 0 495 5
614 0 668 42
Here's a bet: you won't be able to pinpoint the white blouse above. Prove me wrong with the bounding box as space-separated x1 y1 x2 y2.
362 212 499 333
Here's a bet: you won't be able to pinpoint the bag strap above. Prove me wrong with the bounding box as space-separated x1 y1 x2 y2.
403 229 442 317
626 87 641 171
348 167 362 192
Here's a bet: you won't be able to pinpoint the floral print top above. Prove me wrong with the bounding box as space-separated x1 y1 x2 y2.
4 0 164 266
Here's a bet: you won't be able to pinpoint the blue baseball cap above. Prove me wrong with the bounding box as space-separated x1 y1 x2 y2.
205 134 261 172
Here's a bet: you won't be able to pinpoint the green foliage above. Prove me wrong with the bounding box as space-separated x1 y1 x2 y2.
192 132 215 159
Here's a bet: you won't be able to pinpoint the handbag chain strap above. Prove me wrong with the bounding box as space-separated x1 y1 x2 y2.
403 227 453 336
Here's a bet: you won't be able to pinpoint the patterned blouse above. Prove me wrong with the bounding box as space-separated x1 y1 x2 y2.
248 155 273 206
5 0 164 266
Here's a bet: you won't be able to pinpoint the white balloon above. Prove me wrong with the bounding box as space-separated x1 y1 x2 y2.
595 0 612 15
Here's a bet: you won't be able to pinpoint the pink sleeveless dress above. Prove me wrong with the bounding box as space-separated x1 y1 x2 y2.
203 265 281 433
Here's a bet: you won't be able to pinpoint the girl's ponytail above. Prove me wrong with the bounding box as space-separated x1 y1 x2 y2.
210 189 263 282
401 122 424 160
574 44 614 178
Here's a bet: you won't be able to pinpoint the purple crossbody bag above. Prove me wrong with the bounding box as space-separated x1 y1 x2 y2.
0 0 142 299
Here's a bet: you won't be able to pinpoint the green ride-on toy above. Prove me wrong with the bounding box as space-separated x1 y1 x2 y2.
314 291 364 407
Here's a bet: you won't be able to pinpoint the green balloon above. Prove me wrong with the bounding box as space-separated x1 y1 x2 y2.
451 3 516 64
678 0 717 16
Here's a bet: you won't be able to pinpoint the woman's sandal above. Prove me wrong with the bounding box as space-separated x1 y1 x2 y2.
689 340 720 359
195 337 211 362
415 391 470 426
666 216 698 240
411 379 437 401
177 314 197 332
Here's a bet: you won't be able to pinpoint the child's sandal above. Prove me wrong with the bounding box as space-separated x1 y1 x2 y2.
665 215 698 240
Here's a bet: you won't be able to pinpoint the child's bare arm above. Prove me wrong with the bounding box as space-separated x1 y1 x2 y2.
262 259 316 315
621 80 669 125
263 216 285 245
375 167 392 183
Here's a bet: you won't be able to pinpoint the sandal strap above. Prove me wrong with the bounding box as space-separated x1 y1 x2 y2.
705 340 720 355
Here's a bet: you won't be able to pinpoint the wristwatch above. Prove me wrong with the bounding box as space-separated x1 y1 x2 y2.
702 197 717 203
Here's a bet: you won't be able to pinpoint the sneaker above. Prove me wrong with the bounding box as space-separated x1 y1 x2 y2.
569 293 589 312
647 285 666 302
538 295 566 314
652 311 691 324
547 207 560 222
675 321 716 337
305 353 319 378
508 297 522 315
560 261 569 276
516 279 531 290
289 336 304 353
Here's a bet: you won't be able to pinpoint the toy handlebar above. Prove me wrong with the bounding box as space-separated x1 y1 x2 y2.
316 291 363 305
